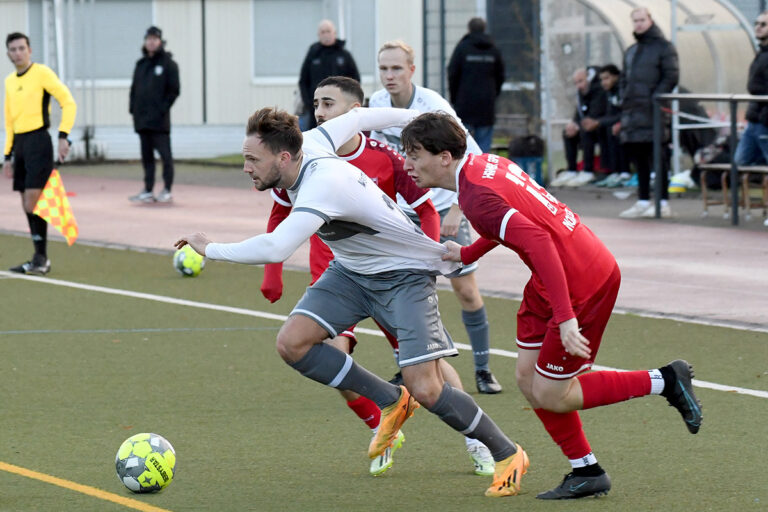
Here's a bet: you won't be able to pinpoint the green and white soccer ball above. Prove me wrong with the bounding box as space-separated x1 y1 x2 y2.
115 433 177 493
173 245 205 277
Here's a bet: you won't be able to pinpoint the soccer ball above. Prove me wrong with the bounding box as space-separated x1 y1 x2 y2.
115 433 177 493
173 245 205 277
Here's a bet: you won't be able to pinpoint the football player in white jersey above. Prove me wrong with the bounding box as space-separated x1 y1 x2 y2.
369 40 502 395
175 106 529 497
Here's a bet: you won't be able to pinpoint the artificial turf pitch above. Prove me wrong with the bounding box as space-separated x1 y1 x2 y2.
0 233 766 511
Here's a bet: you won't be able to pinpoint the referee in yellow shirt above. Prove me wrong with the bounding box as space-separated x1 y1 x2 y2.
3 32 76 275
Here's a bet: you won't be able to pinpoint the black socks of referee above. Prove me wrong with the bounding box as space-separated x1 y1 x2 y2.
26 212 48 258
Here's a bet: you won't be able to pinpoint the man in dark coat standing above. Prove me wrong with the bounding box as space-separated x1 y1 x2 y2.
298 20 360 130
617 7 679 219
447 17 504 154
129 26 180 203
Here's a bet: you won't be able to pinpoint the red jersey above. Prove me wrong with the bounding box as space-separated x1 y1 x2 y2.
457 153 616 324
266 133 439 283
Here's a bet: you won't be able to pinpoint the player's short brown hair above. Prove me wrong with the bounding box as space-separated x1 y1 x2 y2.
401 112 467 159
316 76 364 104
246 107 302 157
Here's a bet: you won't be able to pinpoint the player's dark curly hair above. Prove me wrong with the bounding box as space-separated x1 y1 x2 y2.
401 112 467 159
316 76 364 104
246 107 302 158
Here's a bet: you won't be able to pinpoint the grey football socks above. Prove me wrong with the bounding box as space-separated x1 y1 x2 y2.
462 306 490 371
427 383 517 461
289 343 401 408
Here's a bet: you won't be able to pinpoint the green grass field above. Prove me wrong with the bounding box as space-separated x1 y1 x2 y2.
1 233 767 512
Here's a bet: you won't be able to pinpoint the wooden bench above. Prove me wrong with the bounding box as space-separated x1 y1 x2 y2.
697 163 768 219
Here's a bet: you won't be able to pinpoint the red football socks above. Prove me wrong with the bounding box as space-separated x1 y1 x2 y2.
578 370 652 410
534 408 592 460
347 396 381 430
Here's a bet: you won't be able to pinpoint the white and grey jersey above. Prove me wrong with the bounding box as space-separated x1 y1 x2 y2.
368 85 481 212
285 131 460 275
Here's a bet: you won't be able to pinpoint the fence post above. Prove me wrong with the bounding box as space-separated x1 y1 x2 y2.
653 94 663 218
729 99 739 226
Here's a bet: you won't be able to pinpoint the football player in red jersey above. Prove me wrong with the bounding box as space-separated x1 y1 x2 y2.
400 112 702 499
259 78 497 477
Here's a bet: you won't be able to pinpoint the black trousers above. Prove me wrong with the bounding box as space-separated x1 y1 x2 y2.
138 130 174 191
624 142 670 200
600 130 627 174
563 128 600 172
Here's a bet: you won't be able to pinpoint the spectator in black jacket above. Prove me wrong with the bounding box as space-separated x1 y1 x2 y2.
298 20 360 130
129 26 180 203
735 12 768 164
550 67 607 187
447 17 504 153
582 64 629 186
617 7 679 219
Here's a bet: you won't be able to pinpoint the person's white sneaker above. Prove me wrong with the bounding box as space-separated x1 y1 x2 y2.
619 201 651 219
563 171 595 187
129 190 155 203
549 170 577 187
640 203 672 218
467 442 495 476
763 217 768 227
156 189 173 203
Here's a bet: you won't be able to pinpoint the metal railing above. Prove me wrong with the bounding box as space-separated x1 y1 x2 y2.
653 92 768 225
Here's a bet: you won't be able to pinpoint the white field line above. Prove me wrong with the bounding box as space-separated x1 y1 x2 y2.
3 271 767 400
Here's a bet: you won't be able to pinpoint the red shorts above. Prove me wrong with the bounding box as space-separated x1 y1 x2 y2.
516 264 621 380
309 235 399 354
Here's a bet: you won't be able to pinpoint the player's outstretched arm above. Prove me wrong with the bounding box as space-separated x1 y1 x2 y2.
188 211 323 265
174 232 212 256
318 107 419 152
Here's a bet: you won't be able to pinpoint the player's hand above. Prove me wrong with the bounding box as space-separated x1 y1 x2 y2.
57 138 70 162
2 160 11 179
612 122 621 136
441 204 462 238
261 263 284 303
174 233 211 256
441 240 462 262
559 317 591 359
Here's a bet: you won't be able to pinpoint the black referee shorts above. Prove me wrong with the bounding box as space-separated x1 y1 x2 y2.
12 128 54 192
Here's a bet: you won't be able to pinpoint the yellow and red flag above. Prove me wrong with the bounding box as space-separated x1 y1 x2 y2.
33 169 78 246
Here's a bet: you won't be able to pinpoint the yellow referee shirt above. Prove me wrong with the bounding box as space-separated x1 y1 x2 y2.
3 63 76 157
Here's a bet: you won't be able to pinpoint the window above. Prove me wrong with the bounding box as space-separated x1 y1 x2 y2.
27 0 153 81
252 0 375 81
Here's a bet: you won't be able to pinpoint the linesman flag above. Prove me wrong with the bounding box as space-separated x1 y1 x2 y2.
33 169 79 246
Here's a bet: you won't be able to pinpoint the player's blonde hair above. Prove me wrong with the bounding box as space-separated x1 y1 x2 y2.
378 40 415 65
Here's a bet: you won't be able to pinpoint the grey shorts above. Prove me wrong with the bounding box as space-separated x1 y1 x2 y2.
407 207 479 276
291 261 458 367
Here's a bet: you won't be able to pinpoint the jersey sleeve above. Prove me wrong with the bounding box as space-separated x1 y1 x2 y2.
313 107 418 153
271 188 292 207
463 185 575 324
206 210 323 264
41 66 76 136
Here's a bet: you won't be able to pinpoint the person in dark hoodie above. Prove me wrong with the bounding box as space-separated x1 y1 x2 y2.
298 20 360 130
617 7 679 219
582 64 629 186
447 17 505 153
129 26 180 203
